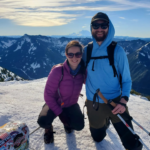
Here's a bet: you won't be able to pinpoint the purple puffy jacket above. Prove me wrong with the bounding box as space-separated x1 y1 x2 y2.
44 60 85 116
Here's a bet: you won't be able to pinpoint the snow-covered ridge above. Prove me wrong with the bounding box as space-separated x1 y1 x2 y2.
38 38 51 43
14 40 25 52
0 40 16 49
31 62 40 70
0 67 24 81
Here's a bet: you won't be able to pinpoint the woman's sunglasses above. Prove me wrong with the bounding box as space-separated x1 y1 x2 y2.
67 52 82 58
91 23 109 30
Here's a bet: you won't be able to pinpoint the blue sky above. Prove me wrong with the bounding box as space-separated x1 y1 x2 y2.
0 0 150 37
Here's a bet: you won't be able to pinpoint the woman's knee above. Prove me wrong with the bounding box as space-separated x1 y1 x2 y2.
37 116 49 128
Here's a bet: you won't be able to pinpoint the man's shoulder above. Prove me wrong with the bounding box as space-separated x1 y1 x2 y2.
115 44 125 55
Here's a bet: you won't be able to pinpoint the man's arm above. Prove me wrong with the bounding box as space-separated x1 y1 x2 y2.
112 45 132 114
117 45 132 100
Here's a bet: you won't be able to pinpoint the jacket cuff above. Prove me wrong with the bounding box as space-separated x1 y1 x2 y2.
121 96 129 102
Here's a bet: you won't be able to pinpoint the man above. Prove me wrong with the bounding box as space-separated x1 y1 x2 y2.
83 12 143 150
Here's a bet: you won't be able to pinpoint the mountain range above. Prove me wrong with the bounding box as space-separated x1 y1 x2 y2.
51 30 150 41
2 30 150 42
0 34 150 96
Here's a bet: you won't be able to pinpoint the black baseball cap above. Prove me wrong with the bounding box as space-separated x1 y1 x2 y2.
91 12 109 23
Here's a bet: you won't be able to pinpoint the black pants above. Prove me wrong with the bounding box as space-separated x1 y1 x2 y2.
37 103 84 131
90 121 142 150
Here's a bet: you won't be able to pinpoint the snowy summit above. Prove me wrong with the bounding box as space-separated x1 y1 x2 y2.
0 78 150 150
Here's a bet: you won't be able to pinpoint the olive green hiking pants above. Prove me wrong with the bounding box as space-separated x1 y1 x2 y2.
86 96 130 129
86 96 143 150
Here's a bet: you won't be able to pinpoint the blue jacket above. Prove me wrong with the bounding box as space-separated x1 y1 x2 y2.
83 19 132 103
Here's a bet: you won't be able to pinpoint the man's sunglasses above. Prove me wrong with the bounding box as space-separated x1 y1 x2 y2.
91 23 109 30
67 52 82 58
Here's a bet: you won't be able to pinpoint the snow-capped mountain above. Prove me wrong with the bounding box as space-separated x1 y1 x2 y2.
114 36 150 42
0 34 150 95
0 37 17 51
128 42 150 95
68 30 91 37
118 39 147 55
53 30 150 41
0 66 24 81
0 35 91 79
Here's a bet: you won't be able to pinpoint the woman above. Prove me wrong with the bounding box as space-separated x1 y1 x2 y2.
37 40 86 144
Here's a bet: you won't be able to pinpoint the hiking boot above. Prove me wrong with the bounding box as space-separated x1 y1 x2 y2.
64 126 73 134
44 126 55 144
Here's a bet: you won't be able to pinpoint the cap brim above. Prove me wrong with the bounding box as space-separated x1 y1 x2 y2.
92 18 109 23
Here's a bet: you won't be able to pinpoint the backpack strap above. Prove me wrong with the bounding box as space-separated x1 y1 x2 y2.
107 41 118 77
86 42 93 68
58 65 64 86
91 56 108 71
86 41 122 86
107 41 122 88
56 64 64 107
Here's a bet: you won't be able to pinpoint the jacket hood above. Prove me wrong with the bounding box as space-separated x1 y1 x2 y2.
90 18 115 50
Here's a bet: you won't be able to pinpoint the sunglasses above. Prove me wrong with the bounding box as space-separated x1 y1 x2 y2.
67 52 82 58
91 23 109 30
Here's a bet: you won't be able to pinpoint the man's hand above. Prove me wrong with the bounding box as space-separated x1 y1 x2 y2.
112 98 127 115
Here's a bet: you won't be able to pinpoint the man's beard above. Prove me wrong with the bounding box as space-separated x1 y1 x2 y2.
92 31 107 42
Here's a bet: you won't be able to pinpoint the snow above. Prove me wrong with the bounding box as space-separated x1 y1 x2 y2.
61 51 66 56
0 79 150 150
4 77 12 81
38 38 51 43
144 42 150 48
43 62 46 66
1 40 16 48
14 40 25 52
125 51 129 55
28 43 37 54
21 69 34 80
0 67 23 81
57 40 68 47
31 62 40 69
140 53 145 56
25 37 31 43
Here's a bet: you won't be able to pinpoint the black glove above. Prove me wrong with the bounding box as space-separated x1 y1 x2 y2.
59 111 70 126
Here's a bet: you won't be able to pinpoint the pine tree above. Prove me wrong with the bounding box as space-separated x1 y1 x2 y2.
0 77 4 82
